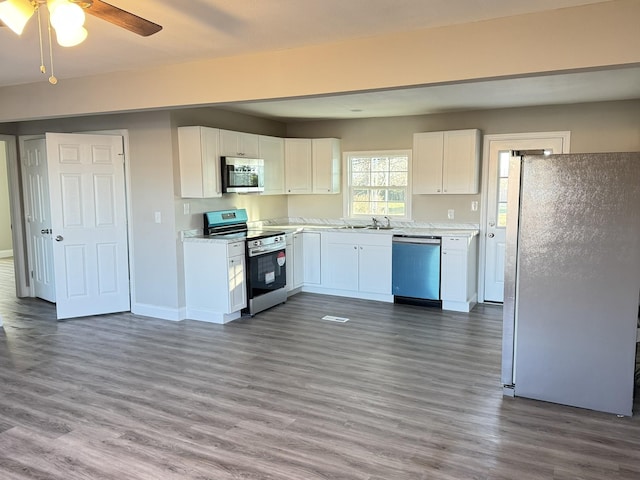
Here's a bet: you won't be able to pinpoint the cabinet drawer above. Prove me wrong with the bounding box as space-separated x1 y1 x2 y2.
442 236 468 250
227 241 245 257
325 232 391 246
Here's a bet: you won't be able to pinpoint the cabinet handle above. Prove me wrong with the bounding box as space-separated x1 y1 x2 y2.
437 189 441 192
353 246 357 249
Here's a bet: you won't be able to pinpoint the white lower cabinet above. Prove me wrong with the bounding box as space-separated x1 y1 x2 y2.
286 232 303 293
318 232 392 301
286 231 321 295
184 240 246 323
302 232 321 285
440 235 478 312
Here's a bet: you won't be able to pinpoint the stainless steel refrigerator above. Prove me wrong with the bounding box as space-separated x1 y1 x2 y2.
502 151 640 416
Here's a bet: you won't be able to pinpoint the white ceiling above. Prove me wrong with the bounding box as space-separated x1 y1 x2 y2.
2 0 637 121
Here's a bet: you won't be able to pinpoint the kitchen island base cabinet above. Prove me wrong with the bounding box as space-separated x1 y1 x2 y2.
309 232 392 302
441 236 478 312
184 240 246 323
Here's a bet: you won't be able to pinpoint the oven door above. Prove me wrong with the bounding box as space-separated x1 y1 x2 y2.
247 247 286 298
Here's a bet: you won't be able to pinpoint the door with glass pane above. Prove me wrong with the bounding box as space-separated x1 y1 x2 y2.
484 136 567 302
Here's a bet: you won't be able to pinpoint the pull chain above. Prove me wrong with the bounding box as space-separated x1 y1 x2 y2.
47 15 58 84
36 5 46 74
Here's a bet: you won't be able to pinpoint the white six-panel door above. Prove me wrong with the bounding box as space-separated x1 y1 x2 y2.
22 138 56 302
483 134 568 303
45 133 130 319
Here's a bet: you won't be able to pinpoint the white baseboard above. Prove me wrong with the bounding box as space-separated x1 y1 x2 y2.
0 249 13 259
131 303 183 321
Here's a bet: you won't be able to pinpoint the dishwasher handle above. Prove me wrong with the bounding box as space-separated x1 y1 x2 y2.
392 235 441 245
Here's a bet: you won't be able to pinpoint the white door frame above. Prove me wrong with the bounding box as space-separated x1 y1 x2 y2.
1 134 30 297
478 131 571 303
9 129 133 308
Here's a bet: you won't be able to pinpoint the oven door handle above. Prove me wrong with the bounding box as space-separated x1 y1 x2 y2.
249 246 285 257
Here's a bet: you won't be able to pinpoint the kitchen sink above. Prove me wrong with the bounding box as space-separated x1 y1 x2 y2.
368 226 394 230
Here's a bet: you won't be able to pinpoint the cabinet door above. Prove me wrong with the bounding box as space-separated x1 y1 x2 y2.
413 131 444 194
358 245 392 294
178 126 221 198
324 242 359 291
441 246 467 302
259 135 285 195
284 138 313 194
285 238 294 292
220 129 260 158
312 138 341 194
442 129 480 194
292 233 304 289
228 254 247 313
302 232 321 285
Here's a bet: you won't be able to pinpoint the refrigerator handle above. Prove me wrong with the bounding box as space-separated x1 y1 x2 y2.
501 154 524 392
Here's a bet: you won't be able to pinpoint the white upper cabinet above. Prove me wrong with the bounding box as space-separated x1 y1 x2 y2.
413 129 481 194
285 137 341 194
312 138 341 194
284 138 313 194
219 129 260 158
259 135 285 195
178 126 222 198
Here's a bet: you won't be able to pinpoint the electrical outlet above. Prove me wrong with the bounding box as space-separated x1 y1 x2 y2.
183 203 190 215
471 201 478 211
154 211 162 224
447 209 455 220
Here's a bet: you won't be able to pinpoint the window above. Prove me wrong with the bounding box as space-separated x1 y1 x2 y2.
345 150 411 219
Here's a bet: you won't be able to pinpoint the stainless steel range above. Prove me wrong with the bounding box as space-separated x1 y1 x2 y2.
204 209 287 316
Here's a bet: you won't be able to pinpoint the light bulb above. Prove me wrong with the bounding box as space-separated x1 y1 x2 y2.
49 0 85 30
55 25 88 47
0 0 35 35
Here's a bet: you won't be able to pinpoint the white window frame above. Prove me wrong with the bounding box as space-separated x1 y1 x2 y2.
342 149 412 220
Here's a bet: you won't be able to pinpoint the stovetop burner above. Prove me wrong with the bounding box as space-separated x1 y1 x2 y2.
203 209 285 241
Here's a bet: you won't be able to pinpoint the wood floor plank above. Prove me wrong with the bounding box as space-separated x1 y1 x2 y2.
1 257 640 479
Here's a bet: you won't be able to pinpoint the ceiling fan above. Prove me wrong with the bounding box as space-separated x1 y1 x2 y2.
0 0 162 38
0 0 162 83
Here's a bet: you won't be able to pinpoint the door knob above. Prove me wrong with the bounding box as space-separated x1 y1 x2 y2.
488 233 495 238
55 235 64 242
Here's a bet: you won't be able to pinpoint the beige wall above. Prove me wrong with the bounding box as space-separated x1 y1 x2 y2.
5 99 639 316
0 143 12 253
12 107 289 317
0 1 639 123
286 100 640 223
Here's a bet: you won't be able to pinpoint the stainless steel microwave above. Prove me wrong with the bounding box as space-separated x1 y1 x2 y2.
221 156 265 193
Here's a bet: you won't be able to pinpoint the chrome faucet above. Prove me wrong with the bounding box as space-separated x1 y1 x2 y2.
371 217 379 228
384 216 391 228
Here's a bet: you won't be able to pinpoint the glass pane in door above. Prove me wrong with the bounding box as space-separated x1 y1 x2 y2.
497 151 511 227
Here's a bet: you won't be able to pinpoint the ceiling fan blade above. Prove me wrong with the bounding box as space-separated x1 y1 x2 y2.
84 0 162 37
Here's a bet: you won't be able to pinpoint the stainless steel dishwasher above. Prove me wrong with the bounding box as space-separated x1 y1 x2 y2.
392 235 441 306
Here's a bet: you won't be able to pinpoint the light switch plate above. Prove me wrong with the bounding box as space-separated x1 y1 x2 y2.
154 211 162 223
447 209 455 219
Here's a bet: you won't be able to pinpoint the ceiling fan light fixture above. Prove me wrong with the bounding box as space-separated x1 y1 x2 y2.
55 24 86 46
48 0 85 29
0 0 35 35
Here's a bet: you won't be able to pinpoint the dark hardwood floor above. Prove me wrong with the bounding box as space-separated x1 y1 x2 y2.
1 257 639 479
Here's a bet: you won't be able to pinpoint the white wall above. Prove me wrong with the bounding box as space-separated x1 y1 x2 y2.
0 142 12 255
